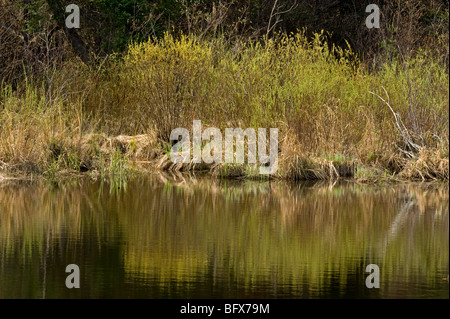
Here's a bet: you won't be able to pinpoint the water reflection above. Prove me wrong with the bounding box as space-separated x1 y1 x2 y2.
0 174 448 298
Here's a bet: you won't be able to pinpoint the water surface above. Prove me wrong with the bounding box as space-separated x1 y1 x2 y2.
0 174 448 298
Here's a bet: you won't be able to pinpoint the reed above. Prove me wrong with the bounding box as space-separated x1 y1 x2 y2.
0 32 448 181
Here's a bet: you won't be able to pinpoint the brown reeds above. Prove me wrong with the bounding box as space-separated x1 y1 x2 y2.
0 32 448 182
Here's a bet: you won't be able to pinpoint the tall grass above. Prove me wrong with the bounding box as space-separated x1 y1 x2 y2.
0 31 448 180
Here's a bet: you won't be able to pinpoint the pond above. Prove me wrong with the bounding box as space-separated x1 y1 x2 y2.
0 174 448 299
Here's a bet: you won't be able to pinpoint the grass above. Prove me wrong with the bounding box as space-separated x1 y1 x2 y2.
0 31 448 182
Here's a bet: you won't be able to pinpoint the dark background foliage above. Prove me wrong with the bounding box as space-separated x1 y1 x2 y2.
1 0 448 84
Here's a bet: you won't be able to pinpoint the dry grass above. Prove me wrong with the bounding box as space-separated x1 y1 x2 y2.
397 148 449 181
0 32 448 181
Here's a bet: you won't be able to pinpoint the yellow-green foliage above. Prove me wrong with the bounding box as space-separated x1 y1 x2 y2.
0 31 448 179
117 32 448 155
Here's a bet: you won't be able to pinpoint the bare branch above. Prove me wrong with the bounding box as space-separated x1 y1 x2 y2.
369 87 422 158
266 0 297 38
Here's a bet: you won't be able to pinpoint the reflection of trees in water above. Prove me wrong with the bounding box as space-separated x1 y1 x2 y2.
383 198 416 254
381 186 449 251
120 177 449 297
368 185 450 295
0 177 448 298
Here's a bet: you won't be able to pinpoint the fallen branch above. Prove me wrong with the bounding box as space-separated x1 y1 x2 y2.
369 87 422 158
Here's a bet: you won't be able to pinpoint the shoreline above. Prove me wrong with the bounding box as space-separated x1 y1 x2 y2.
1 133 448 184
1 35 448 184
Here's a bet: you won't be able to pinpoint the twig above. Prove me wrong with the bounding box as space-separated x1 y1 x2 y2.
369 87 422 158
266 0 297 38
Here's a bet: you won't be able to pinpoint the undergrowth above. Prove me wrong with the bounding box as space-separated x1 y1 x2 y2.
0 32 448 181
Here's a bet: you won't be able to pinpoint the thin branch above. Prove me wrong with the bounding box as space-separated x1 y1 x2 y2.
266 0 297 38
369 87 422 158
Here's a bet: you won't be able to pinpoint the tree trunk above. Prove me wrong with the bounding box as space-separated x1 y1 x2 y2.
46 0 91 64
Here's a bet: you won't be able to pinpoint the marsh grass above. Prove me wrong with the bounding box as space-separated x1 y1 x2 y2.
0 31 448 181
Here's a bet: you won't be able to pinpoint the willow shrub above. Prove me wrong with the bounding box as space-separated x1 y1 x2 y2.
119 32 448 159
0 31 448 178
